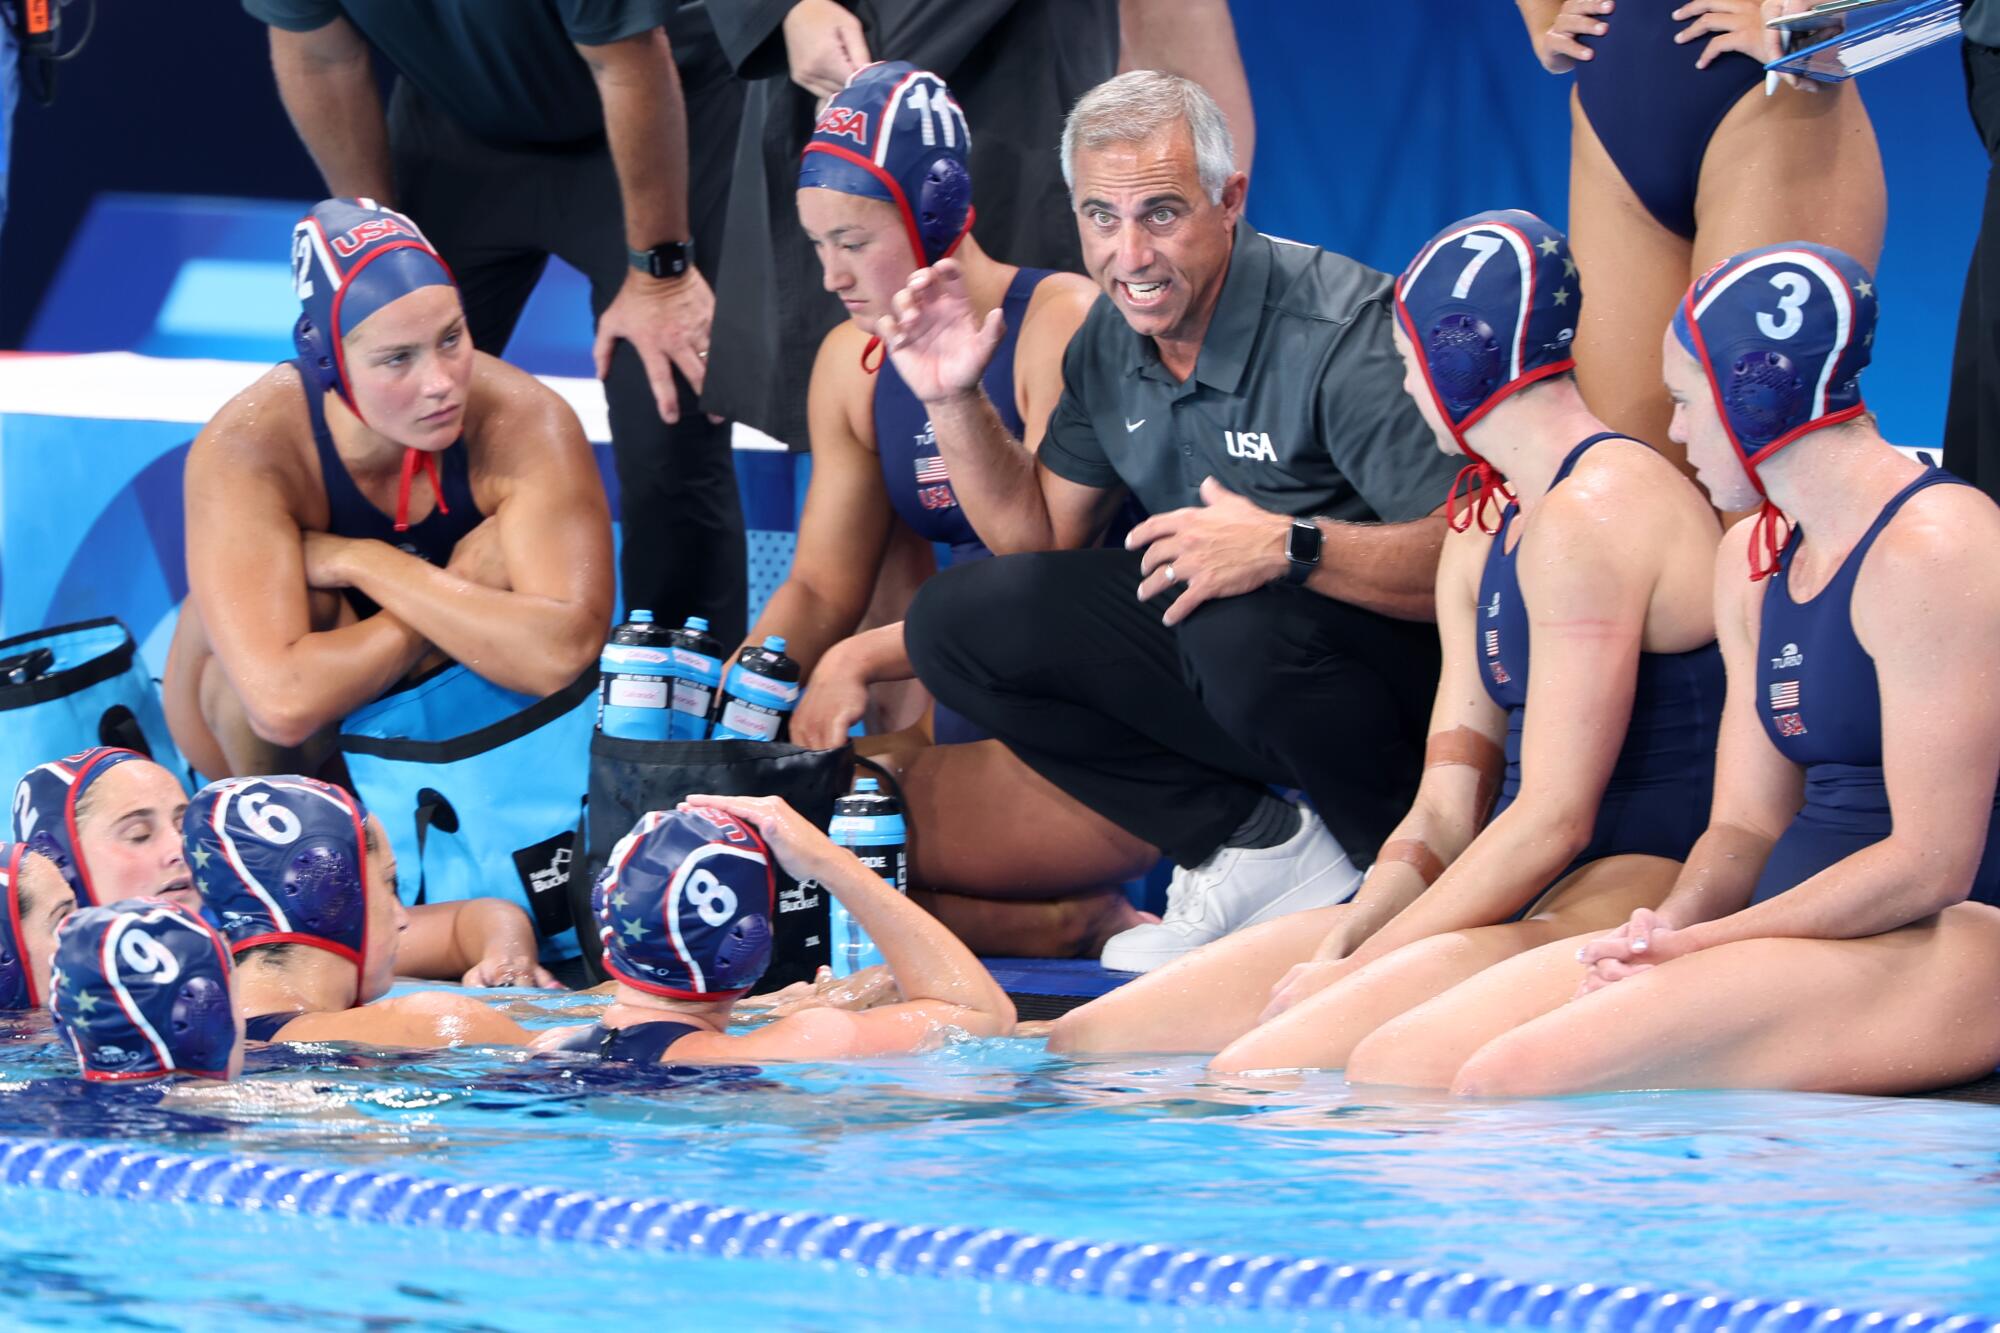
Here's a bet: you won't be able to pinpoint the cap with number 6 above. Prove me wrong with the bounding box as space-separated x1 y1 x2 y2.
50 898 238 1082
594 808 775 1001
185 776 372 966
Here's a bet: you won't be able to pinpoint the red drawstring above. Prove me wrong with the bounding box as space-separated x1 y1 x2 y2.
860 334 885 375
1748 499 1788 582
1446 460 1514 535
393 448 449 533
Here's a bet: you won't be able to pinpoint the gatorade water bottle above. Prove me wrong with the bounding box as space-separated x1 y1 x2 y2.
709 636 801 742
598 611 674 740
827 778 906 977
665 616 724 741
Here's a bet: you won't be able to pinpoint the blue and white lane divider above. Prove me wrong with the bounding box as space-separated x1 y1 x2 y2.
1 1134 1993 1330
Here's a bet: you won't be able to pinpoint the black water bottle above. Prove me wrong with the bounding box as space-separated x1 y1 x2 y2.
709 636 801 741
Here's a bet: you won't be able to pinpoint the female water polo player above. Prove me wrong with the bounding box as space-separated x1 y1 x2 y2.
1051 213 1724 1069
190 776 532 1047
163 198 612 781
1347 243 2000 1096
534 795 1013 1064
50 900 244 1083
1521 0 1882 476
0 843 75 1013
13 748 194 910
747 61 1156 957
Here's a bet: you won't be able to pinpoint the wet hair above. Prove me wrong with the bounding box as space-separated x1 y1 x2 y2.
1061 71 1236 204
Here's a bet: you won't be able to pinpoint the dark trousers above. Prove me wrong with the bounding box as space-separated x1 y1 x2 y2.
1947 42 2000 497
386 63 749 645
904 548 1440 869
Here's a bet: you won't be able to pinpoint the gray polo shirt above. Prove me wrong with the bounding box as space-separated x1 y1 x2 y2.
1039 223 1457 524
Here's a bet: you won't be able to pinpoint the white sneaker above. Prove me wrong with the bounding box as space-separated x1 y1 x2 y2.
1099 807 1363 973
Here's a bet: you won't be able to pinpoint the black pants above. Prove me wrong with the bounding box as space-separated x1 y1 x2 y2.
904 548 1440 869
386 60 749 645
1947 42 2000 496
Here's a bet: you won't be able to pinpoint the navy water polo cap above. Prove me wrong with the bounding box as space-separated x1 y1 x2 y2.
595 808 776 1001
1396 210 1580 533
0 842 61 1009
186 776 371 967
291 197 460 530
50 899 237 1082
799 61 975 268
1673 242 1876 579
12 747 145 906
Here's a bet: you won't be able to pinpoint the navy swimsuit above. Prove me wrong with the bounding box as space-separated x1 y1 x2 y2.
1573 1 1765 240
546 1020 703 1064
244 1012 295 1042
871 267 1051 744
296 359 483 619
1751 470 2000 904
1478 435 1725 874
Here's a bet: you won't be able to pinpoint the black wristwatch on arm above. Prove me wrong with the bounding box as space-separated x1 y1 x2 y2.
1282 517 1322 585
628 240 695 280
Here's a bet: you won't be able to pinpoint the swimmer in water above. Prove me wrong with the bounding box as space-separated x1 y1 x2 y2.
190 775 530 1049
535 796 1014 1063
1347 243 2000 1096
0 842 76 1012
49 899 244 1083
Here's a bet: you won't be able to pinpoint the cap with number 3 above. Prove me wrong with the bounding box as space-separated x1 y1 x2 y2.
184 776 372 966
594 808 775 1001
50 899 238 1082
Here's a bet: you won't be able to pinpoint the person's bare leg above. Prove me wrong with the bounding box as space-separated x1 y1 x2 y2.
910 886 1148 959
1209 855 1679 1074
859 524 938 736
1046 905 1352 1055
1453 904 2000 1097
164 592 348 779
1567 89 1697 474
1345 933 1596 1090
1693 80 1884 276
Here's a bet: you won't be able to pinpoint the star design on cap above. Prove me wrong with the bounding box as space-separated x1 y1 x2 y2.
1553 287 1571 307
1537 236 1559 257
195 875 212 898
189 844 212 871
620 917 648 942
1863 330 1875 346
67 986 99 1015
1562 257 1577 279
611 890 629 910
1856 279 1874 300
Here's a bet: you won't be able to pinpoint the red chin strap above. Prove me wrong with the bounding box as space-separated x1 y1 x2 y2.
1446 451 1515 536
856 208 977 378
393 448 448 533
1748 498 1789 582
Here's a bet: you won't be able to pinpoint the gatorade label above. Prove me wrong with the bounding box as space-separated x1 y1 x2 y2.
607 675 668 709
716 699 783 741
731 671 800 705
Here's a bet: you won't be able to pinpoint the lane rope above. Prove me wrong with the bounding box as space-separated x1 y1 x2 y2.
1 1134 1991 1328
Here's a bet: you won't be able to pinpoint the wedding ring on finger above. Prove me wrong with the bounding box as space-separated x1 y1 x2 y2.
1162 564 1177 586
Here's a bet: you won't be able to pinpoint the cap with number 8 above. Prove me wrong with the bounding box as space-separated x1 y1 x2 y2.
594 808 776 1001
185 776 372 966
51 899 239 1082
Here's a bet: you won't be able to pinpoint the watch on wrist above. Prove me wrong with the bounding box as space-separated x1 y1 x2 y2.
628 240 695 280
1283 518 1322 585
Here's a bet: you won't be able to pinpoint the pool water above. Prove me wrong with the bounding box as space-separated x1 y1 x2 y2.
1 987 1996 1329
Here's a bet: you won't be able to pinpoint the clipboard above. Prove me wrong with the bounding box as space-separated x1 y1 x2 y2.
1763 0 1962 82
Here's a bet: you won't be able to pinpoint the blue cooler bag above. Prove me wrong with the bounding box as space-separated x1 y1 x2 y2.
0 618 189 787
338 664 596 963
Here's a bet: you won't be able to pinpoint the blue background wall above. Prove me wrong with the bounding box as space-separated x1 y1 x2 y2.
3 1 1986 438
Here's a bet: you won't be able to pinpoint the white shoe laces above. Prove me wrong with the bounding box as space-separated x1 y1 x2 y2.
1157 855 1232 928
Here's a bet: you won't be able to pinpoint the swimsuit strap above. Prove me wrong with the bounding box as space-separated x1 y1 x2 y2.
1777 468 1968 579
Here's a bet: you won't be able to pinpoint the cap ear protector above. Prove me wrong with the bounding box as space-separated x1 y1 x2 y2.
11 747 147 907
186 776 371 973
1396 210 1580 535
291 197 461 531
50 899 238 1083
596 808 777 1001
1672 242 1877 578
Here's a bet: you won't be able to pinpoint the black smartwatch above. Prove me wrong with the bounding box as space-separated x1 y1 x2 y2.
628 240 695 280
1283 518 1322 585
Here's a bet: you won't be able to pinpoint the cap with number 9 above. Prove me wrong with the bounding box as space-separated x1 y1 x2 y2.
50 899 238 1082
185 776 372 966
594 808 776 1001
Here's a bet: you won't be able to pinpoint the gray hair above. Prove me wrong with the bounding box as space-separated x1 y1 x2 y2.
1061 71 1236 204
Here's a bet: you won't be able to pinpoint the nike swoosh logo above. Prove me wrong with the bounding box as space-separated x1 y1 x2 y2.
1125 418 1146 433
